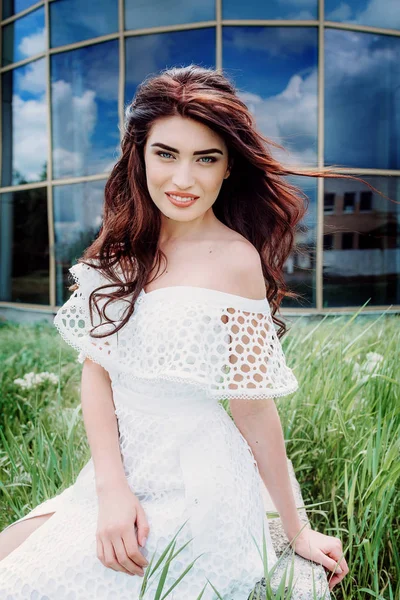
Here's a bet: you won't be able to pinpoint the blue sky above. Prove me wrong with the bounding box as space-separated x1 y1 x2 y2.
2 6 45 66
125 28 216 103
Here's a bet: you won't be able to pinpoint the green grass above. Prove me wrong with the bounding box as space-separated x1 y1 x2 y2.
0 309 399 599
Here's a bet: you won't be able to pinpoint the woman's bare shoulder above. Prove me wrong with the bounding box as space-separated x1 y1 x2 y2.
215 230 265 300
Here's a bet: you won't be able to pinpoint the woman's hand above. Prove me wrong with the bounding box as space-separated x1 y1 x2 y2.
289 527 349 591
96 480 150 577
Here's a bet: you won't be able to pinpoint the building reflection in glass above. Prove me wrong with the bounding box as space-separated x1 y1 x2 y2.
0 188 49 304
323 176 400 307
282 175 317 309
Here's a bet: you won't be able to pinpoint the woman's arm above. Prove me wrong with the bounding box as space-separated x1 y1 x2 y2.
229 398 303 541
230 398 348 590
80 358 128 493
80 358 150 577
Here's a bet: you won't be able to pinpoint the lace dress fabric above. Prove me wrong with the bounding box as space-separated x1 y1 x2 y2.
0 261 301 600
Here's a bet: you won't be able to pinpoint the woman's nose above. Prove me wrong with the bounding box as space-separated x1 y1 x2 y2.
171 163 195 188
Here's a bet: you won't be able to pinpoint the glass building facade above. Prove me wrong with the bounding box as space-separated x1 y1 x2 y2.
0 0 399 317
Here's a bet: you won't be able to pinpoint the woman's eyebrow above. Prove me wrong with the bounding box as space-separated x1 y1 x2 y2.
150 142 223 155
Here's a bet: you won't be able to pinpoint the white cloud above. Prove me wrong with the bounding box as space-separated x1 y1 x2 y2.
51 79 98 177
325 29 398 79
13 93 47 181
18 28 46 58
355 0 400 28
15 59 46 95
239 67 318 167
326 0 400 28
325 2 352 21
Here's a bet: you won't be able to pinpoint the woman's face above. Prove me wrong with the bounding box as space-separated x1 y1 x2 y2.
143 115 230 221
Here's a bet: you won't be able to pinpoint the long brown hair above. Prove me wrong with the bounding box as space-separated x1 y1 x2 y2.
76 64 392 338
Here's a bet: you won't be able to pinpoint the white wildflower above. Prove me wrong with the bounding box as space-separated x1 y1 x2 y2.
13 371 59 390
365 352 384 365
351 352 384 383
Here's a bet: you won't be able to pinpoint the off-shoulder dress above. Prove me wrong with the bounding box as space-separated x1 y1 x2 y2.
0 260 299 600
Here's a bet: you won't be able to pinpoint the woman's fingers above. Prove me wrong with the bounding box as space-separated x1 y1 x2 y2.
96 537 104 564
327 572 342 591
316 547 349 589
101 537 132 575
325 543 349 581
329 548 349 576
112 535 144 576
318 551 344 575
123 527 149 569
135 505 150 548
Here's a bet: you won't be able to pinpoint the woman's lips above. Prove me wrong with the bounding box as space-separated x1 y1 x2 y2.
165 193 199 207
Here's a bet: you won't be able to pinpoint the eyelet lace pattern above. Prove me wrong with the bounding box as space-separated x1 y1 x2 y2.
53 262 299 401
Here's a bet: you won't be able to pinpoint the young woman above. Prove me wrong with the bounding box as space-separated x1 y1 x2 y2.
0 64 355 599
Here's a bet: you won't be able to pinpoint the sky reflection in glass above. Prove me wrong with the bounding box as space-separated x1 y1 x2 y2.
1 58 47 186
2 7 45 67
222 0 318 20
125 0 215 29
325 0 400 30
325 29 400 170
125 29 216 104
51 40 119 179
2 0 39 19
223 26 318 167
50 0 118 48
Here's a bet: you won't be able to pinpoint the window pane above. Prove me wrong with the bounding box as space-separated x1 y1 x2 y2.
324 192 335 213
2 7 45 67
223 26 318 167
125 29 216 104
326 0 400 30
282 176 317 309
50 0 118 48
325 29 400 170
3 0 39 20
2 59 48 186
323 176 400 307
222 0 318 20
0 187 49 304
125 0 215 29
51 41 119 179
53 181 105 304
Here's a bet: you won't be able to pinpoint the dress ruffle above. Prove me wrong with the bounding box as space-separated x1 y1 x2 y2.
53 261 299 401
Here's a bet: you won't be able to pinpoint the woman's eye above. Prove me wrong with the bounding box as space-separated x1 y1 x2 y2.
199 157 216 163
156 151 216 164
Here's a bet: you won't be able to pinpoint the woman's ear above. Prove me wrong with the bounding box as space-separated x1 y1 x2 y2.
224 159 233 179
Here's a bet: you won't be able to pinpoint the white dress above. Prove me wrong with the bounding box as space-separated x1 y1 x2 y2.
0 260 299 600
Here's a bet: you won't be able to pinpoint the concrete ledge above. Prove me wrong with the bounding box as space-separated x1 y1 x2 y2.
250 459 331 599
